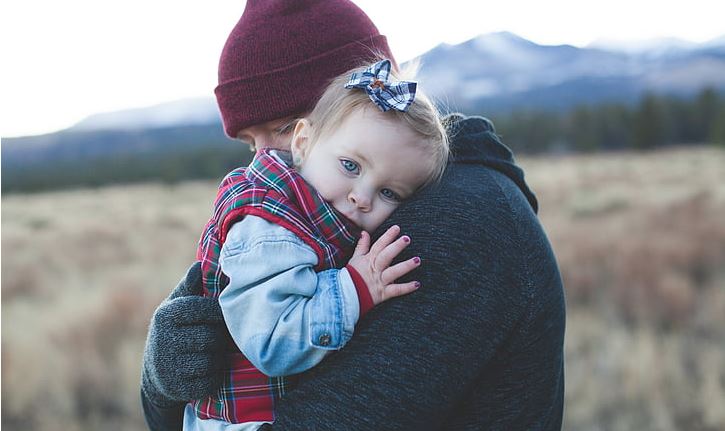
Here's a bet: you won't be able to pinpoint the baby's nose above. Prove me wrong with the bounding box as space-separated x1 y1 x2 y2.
349 192 371 211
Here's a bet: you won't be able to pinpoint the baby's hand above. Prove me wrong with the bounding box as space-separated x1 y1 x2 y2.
347 225 421 306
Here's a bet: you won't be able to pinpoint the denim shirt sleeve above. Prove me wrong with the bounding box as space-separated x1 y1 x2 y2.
218 215 361 377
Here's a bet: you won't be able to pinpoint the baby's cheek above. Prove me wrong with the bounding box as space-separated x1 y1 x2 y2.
375 206 398 228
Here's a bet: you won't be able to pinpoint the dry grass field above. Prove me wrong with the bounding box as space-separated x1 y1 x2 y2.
2 147 724 430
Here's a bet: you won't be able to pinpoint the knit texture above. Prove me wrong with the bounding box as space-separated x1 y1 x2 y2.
215 0 394 137
141 262 229 406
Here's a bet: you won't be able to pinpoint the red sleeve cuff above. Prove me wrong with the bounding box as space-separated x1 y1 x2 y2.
345 265 374 318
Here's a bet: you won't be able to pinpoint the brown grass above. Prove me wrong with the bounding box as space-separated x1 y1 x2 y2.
521 147 725 431
2 148 724 430
2 182 214 431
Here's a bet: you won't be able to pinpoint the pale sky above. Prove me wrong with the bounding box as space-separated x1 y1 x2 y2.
2 0 724 137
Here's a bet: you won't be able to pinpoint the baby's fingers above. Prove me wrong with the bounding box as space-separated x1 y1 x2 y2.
383 281 421 301
369 225 401 256
352 231 371 257
375 234 411 270
382 256 421 284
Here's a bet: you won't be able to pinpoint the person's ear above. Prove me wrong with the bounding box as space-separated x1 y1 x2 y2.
290 119 312 167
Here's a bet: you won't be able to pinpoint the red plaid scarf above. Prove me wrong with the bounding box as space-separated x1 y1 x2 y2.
194 149 360 423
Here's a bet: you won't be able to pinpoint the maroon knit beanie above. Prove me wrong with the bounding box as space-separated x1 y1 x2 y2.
215 0 396 138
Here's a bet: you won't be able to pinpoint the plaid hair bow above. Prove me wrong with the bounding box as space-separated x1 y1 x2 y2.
344 59 417 112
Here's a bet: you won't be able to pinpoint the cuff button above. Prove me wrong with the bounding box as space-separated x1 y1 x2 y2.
318 334 332 346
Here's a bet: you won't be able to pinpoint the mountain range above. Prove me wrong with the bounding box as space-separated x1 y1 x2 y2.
3 32 724 192
51 31 725 133
415 32 725 113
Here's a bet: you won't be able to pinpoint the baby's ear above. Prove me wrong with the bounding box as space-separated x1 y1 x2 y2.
290 119 312 166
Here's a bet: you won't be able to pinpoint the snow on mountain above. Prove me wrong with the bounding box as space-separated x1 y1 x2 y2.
414 31 725 112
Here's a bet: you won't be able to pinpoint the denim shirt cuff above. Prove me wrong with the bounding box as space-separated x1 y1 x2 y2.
309 269 360 350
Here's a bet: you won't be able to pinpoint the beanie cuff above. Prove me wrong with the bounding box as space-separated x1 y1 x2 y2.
215 35 392 138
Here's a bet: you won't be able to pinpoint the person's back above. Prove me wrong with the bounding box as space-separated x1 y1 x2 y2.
140 113 565 430
264 114 565 430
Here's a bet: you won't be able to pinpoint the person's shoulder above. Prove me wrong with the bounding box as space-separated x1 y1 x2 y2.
432 162 535 225
393 167 531 259
394 162 545 277
430 165 562 306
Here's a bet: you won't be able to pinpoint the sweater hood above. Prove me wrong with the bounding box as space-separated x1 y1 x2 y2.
445 114 538 213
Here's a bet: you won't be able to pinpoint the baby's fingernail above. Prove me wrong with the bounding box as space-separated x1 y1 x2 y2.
414 281 421 289
403 236 411 243
413 256 420 264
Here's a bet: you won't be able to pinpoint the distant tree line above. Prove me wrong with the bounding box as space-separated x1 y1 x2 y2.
3 89 723 194
488 87 725 153
2 144 255 194
2 128 254 194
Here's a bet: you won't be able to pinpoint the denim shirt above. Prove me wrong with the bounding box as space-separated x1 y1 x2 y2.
218 215 361 376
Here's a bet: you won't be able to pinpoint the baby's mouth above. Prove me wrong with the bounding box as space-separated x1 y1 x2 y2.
339 210 361 227
342 211 357 224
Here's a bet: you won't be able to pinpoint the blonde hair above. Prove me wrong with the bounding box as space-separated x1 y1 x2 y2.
304 61 449 187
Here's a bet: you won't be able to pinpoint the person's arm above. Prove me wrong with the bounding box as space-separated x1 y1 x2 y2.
140 261 230 431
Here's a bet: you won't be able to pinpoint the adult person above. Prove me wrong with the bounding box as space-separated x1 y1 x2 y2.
141 1 565 430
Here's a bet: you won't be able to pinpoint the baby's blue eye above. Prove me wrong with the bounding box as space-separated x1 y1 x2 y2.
381 188 401 202
340 159 359 174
